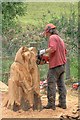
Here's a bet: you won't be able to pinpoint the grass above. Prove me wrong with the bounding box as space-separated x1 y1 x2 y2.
19 2 78 27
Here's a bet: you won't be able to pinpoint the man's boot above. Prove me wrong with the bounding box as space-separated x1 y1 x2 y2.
43 96 56 110
56 104 67 109
43 104 56 110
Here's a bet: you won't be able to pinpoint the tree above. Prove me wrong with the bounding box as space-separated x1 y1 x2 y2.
2 2 27 31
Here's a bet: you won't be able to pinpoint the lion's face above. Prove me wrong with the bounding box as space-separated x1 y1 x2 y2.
21 47 31 63
15 46 37 71
15 46 30 65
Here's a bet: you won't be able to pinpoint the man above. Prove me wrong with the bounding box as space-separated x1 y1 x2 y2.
39 23 67 110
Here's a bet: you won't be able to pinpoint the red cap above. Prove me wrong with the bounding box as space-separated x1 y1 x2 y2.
44 23 56 32
41 23 56 36
40 24 56 37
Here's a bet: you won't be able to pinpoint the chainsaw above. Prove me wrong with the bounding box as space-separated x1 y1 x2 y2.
36 51 49 65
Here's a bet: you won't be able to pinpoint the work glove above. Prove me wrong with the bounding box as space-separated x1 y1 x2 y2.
36 49 46 65
39 49 46 55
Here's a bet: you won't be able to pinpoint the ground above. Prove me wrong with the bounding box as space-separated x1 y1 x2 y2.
0 84 79 119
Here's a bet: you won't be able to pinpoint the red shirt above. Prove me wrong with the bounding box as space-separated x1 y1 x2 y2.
48 34 67 68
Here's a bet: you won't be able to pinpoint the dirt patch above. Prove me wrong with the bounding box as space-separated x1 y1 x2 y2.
1 86 79 119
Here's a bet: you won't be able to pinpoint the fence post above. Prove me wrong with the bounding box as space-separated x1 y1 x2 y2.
65 58 70 80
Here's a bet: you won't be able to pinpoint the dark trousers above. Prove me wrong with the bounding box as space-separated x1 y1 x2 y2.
47 65 67 107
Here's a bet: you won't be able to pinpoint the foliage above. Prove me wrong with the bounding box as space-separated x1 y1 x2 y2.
2 2 78 57
2 58 13 84
2 2 78 83
70 57 78 79
2 2 27 31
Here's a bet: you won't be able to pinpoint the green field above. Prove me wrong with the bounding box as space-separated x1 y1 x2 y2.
19 2 78 27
